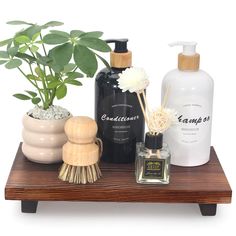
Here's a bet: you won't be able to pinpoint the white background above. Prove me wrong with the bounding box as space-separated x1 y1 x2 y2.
0 0 235 235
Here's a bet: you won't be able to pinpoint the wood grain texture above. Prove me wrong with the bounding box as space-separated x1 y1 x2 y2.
5 143 232 204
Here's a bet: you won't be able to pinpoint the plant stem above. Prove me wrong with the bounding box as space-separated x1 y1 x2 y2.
40 33 54 77
40 34 47 56
48 89 56 106
25 43 49 110
29 63 45 105
26 44 50 109
29 63 34 75
17 67 45 104
17 67 37 87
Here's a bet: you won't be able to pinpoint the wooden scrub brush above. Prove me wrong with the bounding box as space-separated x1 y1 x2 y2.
59 116 102 184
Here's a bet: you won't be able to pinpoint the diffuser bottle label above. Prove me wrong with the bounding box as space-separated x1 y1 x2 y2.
143 159 165 179
97 93 143 144
174 96 212 144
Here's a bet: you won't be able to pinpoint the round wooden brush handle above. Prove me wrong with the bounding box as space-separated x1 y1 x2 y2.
64 116 98 144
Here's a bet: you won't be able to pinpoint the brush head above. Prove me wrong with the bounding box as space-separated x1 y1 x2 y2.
58 163 102 184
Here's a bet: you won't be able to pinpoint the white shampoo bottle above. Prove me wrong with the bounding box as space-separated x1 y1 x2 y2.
161 42 214 167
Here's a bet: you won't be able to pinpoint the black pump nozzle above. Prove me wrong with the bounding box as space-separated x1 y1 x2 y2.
105 39 128 53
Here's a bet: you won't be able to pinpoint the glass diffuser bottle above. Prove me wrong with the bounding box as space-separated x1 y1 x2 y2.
136 133 170 184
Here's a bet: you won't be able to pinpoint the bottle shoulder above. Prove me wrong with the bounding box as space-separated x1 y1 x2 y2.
163 68 212 79
162 68 214 91
95 67 125 87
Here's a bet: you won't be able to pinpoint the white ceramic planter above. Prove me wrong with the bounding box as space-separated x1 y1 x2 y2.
22 114 71 164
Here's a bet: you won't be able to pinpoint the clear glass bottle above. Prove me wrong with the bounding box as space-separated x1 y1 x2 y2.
135 133 171 184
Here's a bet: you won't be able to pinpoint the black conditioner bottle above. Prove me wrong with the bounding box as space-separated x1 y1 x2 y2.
95 39 144 163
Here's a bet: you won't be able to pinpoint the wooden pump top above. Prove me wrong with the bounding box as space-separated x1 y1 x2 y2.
106 39 132 68
169 41 200 71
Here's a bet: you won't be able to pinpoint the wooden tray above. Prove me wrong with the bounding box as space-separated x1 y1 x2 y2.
5 143 232 215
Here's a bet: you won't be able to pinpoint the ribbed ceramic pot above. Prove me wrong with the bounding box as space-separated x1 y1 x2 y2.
22 114 71 164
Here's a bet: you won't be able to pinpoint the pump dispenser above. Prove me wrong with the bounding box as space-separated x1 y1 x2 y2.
161 41 214 167
169 41 200 71
106 39 132 68
95 39 144 163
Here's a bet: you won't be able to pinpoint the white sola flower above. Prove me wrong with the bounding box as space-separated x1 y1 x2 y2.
149 108 177 134
118 67 149 93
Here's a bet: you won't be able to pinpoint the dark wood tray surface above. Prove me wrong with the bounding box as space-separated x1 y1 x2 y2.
5 143 232 205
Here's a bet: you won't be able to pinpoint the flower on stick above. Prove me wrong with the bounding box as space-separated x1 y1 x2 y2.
118 67 176 135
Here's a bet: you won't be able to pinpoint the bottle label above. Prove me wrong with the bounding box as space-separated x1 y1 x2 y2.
97 92 143 144
143 158 165 179
171 96 212 144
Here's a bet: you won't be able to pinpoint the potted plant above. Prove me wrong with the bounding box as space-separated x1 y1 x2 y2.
0 20 111 164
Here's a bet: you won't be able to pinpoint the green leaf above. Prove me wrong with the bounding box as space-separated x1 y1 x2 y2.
46 75 55 81
65 79 82 86
66 71 83 79
19 46 28 53
30 45 39 53
80 31 103 38
7 39 13 49
42 21 64 29
8 46 19 57
95 53 110 69
74 45 98 77
51 64 63 73
48 80 62 89
15 52 36 63
49 43 73 66
36 52 52 65
31 97 41 104
0 51 9 59
35 67 44 78
63 63 76 73
0 38 12 47
43 34 68 45
27 74 41 81
32 32 40 41
5 59 22 69
56 84 67 99
15 35 31 44
35 40 43 44
50 30 70 38
21 25 42 39
13 93 31 100
70 30 84 38
0 60 8 65
78 37 111 52
25 90 37 97
7 20 33 25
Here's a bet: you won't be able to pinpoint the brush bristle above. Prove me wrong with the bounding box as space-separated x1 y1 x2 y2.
58 163 102 184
